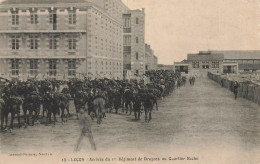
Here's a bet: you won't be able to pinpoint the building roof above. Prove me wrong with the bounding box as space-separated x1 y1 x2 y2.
1 0 89 4
187 53 224 61
208 50 260 60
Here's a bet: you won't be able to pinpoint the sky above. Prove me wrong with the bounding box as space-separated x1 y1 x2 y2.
122 0 260 64
1 0 259 64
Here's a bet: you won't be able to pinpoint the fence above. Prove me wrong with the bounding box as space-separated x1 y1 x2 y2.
208 72 260 106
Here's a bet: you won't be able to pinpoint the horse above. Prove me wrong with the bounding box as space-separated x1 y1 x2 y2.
74 91 88 120
5 97 23 129
122 89 134 114
44 92 59 125
93 96 106 125
22 92 42 128
143 93 155 122
113 88 123 114
159 85 165 99
0 99 7 130
55 92 70 123
133 94 142 120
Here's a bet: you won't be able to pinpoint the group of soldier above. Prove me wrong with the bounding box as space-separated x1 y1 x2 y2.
0 70 185 131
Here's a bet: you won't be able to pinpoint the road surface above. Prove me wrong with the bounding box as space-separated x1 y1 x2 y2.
0 77 259 163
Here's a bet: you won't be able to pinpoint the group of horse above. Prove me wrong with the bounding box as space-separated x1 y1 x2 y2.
0 70 185 131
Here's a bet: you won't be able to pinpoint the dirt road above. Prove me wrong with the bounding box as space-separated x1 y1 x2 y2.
1 77 259 163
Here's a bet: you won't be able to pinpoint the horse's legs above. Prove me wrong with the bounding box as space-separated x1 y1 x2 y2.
1 112 5 130
0 117 3 130
29 110 33 126
47 110 52 124
76 108 79 120
24 109 28 128
32 110 36 126
17 113 21 128
54 112 56 125
10 113 14 129
5 113 8 129
36 107 40 122
155 101 158 111
144 109 148 122
129 102 133 115
61 108 64 123
138 109 140 120
42 106 45 117
65 106 69 121
149 110 152 122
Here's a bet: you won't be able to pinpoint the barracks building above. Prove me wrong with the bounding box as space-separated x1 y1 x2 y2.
0 0 149 80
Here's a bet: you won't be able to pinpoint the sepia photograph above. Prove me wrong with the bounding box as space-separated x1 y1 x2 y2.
0 0 259 163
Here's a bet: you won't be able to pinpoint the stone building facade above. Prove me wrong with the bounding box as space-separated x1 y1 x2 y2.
123 9 145 80
0 0 129 80
145 43 157 71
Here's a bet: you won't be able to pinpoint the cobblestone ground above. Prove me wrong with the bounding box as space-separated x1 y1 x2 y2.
0 77 259 163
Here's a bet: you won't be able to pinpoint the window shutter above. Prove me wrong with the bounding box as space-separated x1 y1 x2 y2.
37 37 41 50
8 36 12 49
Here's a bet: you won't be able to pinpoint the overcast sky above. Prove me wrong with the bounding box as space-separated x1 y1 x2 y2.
122 0 260 64
1 0 259 64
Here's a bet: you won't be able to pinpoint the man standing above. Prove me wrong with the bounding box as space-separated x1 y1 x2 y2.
74 108 96 152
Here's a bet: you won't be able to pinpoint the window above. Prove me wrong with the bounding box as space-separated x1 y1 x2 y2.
11 59 19 76
30 59 38 76
68 36 77 50
11 10 19 25
49 60 57 76
202 65 209 69
124 17 131 27
30 12 38 24
212 61 219 68
49 11 57 30
11 36 19 50
68 59 76 76
192 61 199 68
49 36 58 49
123 36 131 46
68 10 76 24
49 12 54 23
136 52 139 60
29 35 39 49
135 37 139 43
136 17 139 24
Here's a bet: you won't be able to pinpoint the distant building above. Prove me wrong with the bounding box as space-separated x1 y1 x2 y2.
145 44 157 71
123 9 145 80
209 50 260 72
0 0 129 80
174 50 260 75
157 64 174 71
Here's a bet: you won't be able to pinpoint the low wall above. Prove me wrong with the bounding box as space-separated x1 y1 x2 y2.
208 72 260 106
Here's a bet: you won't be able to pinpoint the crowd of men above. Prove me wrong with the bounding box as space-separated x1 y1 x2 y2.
0 70 185 131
